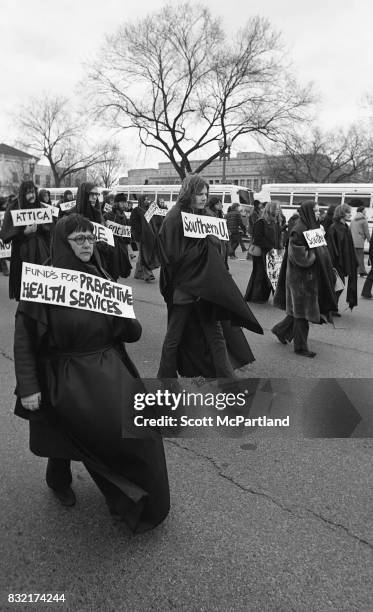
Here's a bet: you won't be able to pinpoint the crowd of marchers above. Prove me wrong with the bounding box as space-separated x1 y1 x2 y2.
0 175 371 531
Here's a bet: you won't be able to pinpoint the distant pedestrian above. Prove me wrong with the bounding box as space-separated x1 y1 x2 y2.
361 232 373 299
244 201 282 304
327 204 358 313
226 203 246 258
349 205 370 276
130 195 158 282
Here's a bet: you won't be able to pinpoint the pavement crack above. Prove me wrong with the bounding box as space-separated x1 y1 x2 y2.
166 439 373 551
0 348 13 362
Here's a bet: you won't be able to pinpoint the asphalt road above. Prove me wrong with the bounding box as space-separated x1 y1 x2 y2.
0 255 372 611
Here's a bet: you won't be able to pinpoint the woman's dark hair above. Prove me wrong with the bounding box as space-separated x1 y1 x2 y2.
177 173 209 210
253 199 262 211
18 180 38 209
356 205 365 214
61 213 94 236
230 202 240 211
63 190 73 202
114 193 127 203
333 203 351 222
38 188 50 203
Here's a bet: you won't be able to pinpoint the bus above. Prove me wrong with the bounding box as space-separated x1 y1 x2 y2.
255 182 373 232
48 183 253 214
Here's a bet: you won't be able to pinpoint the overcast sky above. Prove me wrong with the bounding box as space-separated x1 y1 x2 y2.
2 0 373 170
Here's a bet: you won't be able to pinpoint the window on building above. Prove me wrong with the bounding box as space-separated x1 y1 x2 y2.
233 180 239 185
246 179 253 189
34 174 40 185
209 180 214 184
45 175 51 188
253 178 259 190
214 179 220 184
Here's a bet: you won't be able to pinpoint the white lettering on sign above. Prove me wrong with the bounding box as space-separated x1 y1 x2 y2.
20 262 135 318
11 207 53 226
303 228 327 248
181 212 229 241
105 220 132 238
59 200 76 212
92 222 115 246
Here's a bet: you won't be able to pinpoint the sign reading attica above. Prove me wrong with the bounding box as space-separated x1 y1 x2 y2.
181 212 229 241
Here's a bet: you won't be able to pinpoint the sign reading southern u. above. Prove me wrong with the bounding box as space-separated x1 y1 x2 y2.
11 207 53 226
20 262 135 318
91 222 115 247
181 212 229 241
303 228 327 248
105 220 132 238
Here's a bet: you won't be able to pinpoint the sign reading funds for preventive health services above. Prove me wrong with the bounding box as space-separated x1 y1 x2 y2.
105 220 132 239
20 262 135 318
11 207 53 226
91 222 115 247
181 212 229 241
303 228 327 248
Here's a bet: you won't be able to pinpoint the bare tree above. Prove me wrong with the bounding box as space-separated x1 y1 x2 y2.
86 2 313 179
15 95 116 187
265 126 373 183
87 142 124 188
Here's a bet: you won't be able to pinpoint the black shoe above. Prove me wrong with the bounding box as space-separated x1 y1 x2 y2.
361 294 372 299
271 330 288 345
50 486 76 507
331 311 341 317
294 349 316 358
360 273 367 277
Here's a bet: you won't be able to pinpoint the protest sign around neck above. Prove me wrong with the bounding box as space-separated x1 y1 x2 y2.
91 222 115 246
181 212 229 241
104 203 113 213
144 202 157 223
303 228 327 248
59 200 76 212
41 202 59 218
11 207 53 226
105 220 132 238
20 262 135 318
266 249 284 292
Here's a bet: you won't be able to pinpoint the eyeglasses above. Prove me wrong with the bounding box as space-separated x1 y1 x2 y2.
68 234 96 246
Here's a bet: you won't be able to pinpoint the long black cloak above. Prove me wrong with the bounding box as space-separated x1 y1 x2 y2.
327 221 358 310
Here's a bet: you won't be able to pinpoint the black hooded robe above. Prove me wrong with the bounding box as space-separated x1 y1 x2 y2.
13 216 169 533
327 221 358 310
0 181 51 300
158 204 263 377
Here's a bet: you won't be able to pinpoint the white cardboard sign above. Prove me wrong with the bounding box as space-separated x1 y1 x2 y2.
104 203 113 213
41 202 59 218
11 207 53 226
266 249 284 292
181 212 229 241
92 222 115 247
59 200 76 212
303 228 327 248
105 220 132 238
20 262 135 318
144 202 157 223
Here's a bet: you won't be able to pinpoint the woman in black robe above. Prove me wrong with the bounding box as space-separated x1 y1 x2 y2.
157 173 263 379
244 201 282 303
13 213 170 533
271 201 337 357
130 195 158 282
0 180 51 300
104 195 132 281
327 204 358 312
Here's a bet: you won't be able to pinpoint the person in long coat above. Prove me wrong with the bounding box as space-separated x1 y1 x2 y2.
13 213 169 533
349 205 370 276
0 180 51 300
361 231 373 298
157 173 263 378
104 195 132 281
327 204 358 312
271 201 337 357
244 201 282 303
130 195 158 282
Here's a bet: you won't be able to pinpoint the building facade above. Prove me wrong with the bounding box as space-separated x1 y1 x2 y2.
119 151 271 189
0 143 86 196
